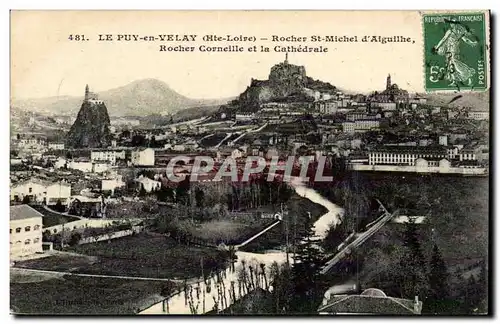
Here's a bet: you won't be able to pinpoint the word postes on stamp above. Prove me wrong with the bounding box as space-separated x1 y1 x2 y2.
423 12 488 92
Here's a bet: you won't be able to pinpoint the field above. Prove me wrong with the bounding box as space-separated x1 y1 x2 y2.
11 271 176 314
16 233 229 280
185 218 272 245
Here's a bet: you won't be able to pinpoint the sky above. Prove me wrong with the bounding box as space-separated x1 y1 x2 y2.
11 10 459 100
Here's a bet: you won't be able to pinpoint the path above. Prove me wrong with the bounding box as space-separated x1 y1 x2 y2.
11 267 196 284
231 123 269 145
214 133 233 149
235 220 281 249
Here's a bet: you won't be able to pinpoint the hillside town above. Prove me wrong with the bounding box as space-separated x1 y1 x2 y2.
10 56 489 315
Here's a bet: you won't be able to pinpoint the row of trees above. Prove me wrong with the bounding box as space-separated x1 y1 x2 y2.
153 174 294 213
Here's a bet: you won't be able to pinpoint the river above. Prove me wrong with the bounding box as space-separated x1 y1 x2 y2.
139 178 344 314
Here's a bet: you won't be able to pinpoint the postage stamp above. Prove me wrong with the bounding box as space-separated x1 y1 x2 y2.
423 12 488 92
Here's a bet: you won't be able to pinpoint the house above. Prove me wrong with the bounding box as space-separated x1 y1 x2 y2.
10 205 43 259
342 120 380 133
459 148 477 161
48 143 65 150
266 147 279 160
46 182 72 206
68 159 93 173
10 178 52 203
101 178 125 195
90 150 126 164
466 110 489 120
10 158 23 166
318 288 423 315
172 144 186 152
93 162 111 174
135 175 161 193
131 148 155 166
54 157 67 169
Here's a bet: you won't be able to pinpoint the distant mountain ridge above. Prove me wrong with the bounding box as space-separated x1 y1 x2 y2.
11 79 232 117
424 90 490 112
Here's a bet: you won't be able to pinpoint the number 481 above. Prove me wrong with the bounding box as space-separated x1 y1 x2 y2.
68 35 86 41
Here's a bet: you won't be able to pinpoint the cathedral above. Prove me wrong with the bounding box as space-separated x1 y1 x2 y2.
370 74 409 103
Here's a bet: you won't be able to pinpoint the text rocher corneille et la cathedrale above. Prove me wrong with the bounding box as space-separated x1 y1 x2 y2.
158 34 414 52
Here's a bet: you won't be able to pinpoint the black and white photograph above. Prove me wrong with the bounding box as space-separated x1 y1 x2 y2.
8 10 491 316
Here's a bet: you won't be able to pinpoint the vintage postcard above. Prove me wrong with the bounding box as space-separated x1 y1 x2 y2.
10 10 490 316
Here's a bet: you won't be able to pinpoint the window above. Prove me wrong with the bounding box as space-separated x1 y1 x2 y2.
34 225 40 231
34 238 40 243
16 227 21 233
29 187 33 193
25 226 31 232
9 229 12 234
24 239 31 245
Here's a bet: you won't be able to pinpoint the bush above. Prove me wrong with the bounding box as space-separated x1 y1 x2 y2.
69 232 82 246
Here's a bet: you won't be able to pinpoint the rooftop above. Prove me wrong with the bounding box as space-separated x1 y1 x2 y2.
10 205 44 221
318 289 422 315
370 145 447 155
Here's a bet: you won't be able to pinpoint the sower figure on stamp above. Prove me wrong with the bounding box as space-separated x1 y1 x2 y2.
432 18 477 86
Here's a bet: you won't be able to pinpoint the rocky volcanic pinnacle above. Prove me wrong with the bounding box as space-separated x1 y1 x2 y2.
66 101 112 148
237 58 337 111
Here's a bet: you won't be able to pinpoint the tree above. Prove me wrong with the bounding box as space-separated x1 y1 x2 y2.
195 188 205 208
131 134 146 147
22 195 30 204
460 261 488 314
68 232 82 246
149 135 157 148
425 244 450 314
54 199 64 212
138 186 147 197
290 216 327 314
396 219 428 300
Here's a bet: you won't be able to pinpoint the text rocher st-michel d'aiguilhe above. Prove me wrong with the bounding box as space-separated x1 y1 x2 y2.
154 34 415 52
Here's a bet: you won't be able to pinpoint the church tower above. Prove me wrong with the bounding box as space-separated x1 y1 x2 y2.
386 74 391 90
85 84 89 101
284 52 289 64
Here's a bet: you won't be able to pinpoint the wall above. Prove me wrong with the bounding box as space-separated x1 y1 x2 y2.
77 226 144 245
44 218 129 234
349 164 487 175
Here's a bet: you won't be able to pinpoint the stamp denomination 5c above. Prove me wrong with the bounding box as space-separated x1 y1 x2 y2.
423 12 488 92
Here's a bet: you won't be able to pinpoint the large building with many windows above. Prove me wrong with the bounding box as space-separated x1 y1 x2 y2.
10 205 43 259
90 149 126 164
466 110 489 120
368 146 448 166
342 120 380 133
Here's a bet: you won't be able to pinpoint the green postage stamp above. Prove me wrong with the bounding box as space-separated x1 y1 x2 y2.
423 12 488 92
